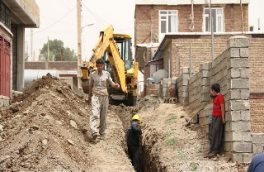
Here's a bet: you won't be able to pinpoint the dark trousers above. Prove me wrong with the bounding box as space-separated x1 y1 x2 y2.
209 116 224 154
128 147 140 172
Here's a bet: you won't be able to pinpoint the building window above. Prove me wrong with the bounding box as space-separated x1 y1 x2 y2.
204 8 224 32
159 10 178 42
0 1 11 29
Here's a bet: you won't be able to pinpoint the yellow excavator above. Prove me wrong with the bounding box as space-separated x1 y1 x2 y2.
80 25 138 106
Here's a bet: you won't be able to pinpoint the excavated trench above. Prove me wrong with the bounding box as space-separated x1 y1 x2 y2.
110 97 166 172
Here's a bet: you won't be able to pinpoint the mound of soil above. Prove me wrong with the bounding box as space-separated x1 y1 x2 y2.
0 75 134 172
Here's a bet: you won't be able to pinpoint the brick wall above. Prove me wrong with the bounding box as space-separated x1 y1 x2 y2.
176 36 252 162
170 35 230 77
249 37 264 93
135 4 248 44
250 97 264 133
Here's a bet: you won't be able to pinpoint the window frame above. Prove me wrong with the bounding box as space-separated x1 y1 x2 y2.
203 7 224 33
159 10 179 42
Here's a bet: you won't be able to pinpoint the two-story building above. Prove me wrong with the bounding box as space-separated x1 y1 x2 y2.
0 0 39 107
135 0 249 79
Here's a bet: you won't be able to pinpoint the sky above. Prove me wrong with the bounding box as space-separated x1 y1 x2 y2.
26 0 264 61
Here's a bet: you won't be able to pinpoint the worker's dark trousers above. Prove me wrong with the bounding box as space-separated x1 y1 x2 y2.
128 148 140 172
209 116 224 154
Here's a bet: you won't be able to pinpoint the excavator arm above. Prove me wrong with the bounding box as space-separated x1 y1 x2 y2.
83 25 127 93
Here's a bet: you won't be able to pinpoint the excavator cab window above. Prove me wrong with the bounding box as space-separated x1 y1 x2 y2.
115 38 133 70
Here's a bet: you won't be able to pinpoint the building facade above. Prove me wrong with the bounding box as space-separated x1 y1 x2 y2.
135 0 249 44
0 0 39 107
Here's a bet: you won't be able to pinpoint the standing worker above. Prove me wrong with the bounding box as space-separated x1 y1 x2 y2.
127 114 142 172
206 83 225 158
88 59 120 143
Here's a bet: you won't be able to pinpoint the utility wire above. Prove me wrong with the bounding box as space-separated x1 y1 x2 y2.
35 7 75 35
82 3 110 25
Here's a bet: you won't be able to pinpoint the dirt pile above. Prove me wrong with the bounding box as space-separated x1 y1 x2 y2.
0 75 134 172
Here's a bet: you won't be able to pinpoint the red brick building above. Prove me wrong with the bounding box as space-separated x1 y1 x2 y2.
135 0 249 81
135 0 248 44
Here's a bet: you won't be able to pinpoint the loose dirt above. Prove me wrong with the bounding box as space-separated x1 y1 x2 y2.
0 75 249 172
0 75 134 172
138 103 248 172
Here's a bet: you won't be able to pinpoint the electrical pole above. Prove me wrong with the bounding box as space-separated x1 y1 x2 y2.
77 0 82 89
240 0 244 33
30 29 33 61
209 0 214 61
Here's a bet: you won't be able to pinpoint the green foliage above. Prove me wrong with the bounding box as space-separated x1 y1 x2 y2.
166 137 177 149
189 162 199 171
40 39 77 61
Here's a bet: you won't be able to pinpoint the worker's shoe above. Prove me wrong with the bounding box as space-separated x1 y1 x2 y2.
99 134 106 140
91 133 100 144
208 152 217 159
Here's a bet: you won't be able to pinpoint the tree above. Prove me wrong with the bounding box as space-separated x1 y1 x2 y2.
40 39 77 61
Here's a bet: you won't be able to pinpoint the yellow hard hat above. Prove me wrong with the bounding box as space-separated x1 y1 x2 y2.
132 114 140 121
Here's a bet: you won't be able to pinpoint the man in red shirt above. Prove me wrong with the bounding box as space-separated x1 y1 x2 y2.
207 83 225 158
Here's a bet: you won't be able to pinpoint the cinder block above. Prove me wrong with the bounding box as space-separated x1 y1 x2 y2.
241 110 250 121
253 144 264 153
231 121 251 132
240 89 250 99
224 142 232 151
230 48 240 58
240 68 249 78
232 142 252 153
230 111 241 121
228 36 249 48
243 153 253 163
240 48 249 58
225 122 232 132
225 132 233 142
242 132 252 142
232 132 243 141
230 100 250 111
230 68 240 78
230 58 249 68
252 133 264 144
231 79 249 89
232 153 243 162
230 90 241 100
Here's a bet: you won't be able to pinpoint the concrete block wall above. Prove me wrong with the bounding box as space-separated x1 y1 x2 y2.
225 36 252 163
176 67 189 105
176 36 253 163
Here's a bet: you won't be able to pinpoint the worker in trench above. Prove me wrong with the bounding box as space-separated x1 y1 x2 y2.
127 114 142 172
205 83 225 159
88 59 120 143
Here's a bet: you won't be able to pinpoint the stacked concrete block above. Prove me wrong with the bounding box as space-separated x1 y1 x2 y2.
176 67 190 105
0 96 10 108
226 36 252 163
161 78 171 98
